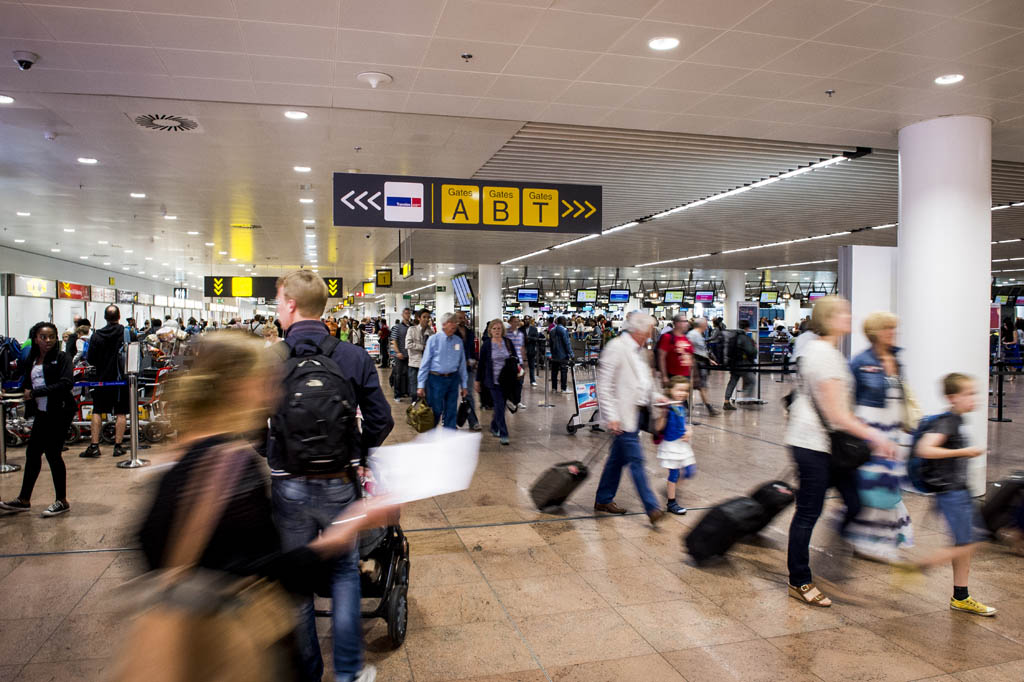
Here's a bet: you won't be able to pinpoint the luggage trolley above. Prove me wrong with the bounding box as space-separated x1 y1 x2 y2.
566 359 602 435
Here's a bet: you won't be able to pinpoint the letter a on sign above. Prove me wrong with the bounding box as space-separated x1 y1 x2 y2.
441 184 479 224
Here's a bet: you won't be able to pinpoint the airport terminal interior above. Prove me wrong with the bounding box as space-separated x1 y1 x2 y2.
3 0 1024 680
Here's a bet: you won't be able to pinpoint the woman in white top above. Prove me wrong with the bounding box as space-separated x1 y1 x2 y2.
785 296 895 607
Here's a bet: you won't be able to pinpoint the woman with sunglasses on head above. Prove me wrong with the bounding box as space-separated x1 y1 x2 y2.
0 322 76 517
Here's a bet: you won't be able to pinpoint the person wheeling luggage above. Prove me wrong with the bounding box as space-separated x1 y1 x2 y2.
79 305 134 458
655 377 695 515
903 373 996 616
0 322 75 517
593 311 666 526
269 270 395 682
785 296 895 608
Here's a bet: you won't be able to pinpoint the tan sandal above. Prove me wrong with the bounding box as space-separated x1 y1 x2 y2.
789 583 832 607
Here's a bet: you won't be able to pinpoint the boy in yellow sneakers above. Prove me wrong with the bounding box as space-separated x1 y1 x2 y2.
909 373 996 616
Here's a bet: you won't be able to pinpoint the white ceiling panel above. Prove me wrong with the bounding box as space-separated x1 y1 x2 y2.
962 0 1024 29
764 41 876 76
234 0 341 27
61 43 165 74
721 70 815 99
646 0 771 30
485 74 571 102
892 19 1020 60
250 56 333 87
815 5 945 50
687 31 803 69
605 20 723 61
133 0 235 18
523 9 634 51
501 45 600 79
550 0 660 19
734 0 867 40
239 21 335 60
578 54 678 86
420 37 518 73
556 81 642 107
411 68 496 96
338 0 445 36
434 0 543 44
336 30 430 67
134 13 245 51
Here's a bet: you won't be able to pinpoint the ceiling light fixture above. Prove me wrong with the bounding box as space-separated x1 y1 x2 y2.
103 262 111 265
16 211 30 217
130 192 146 198
406 281 437 294
756 258 838 270
14 239 25 243
205 242 215 246
294 166 311 173
164 215 177 220
98 240 108 244
79 255 88 260
187 230 199 235
51 248 60 253
219 250 227 255
284 110 308 120
124 249 133 253
299 198 314 204
648 37 680 51
77 157 98 165
0 94 14 104
501 248 552 265
303 219 315 224
63 228 75 232
935 74 964 85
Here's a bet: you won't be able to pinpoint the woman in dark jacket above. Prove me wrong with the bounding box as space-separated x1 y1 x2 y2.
0 322 75 516
476 319 519 446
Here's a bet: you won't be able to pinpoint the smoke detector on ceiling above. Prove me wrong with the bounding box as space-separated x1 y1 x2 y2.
131 113 202 133
356 71 393 89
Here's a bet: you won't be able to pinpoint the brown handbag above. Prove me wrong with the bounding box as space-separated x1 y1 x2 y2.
110 444 297 682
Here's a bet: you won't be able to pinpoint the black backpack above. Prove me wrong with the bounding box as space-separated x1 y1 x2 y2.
272 336 360 475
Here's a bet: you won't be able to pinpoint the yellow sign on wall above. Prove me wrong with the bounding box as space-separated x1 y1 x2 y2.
440 184 479 224
231 277 253 297
376 269 392 288
523 188 559 227
483 186 520 226
362 281 376 295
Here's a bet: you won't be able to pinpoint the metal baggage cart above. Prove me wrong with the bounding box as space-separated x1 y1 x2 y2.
566 360 603 435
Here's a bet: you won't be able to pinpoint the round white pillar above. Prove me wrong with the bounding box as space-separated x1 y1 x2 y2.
478 264 502 326
898 115 991 496
724 270 746 328
435 276 454 318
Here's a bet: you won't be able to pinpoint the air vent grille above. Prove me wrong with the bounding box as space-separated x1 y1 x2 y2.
131 113 202 133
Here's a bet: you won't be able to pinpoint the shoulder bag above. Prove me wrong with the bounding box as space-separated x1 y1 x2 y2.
799 366 871 472
111 444 297 682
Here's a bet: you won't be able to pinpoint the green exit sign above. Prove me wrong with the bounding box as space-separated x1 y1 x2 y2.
403 294 412 300
436 286 447 292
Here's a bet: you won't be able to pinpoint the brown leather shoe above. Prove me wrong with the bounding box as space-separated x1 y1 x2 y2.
594 502 628 514
648 509 665 525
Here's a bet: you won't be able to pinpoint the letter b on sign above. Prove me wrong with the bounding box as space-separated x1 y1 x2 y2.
483 186 519 226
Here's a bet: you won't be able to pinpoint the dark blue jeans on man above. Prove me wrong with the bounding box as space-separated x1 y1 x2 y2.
595 431 660 513
272 477 362 682
427 372 460 429
787 446 861 587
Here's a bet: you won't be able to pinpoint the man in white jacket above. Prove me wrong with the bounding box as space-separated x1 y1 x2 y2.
594 311 666 525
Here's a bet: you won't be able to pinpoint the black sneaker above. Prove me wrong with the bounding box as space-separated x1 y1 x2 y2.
0 499 30 513
705 403 720 416
722 401 737 411
667 501 688 515
112 443 127 458
41 500 70 517
79 443 101 458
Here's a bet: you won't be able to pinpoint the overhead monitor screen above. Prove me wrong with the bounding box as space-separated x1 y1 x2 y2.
760 291 779 304
995 295 1011 305
608 289 630 304
663 291 684 304
1017 296 1024 305
576 289 597 303
517 288 539 303
694 290 714 303
451 274 474 307
807 291 826 302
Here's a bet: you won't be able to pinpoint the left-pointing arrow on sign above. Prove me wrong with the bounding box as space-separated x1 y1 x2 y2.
341 190 355 209
355 191 368 210
368 191 381 211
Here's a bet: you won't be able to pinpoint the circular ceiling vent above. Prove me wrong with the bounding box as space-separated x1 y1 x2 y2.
133 114 200 132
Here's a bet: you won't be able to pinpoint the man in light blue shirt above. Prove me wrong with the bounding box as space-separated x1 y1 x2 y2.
417 312 468 428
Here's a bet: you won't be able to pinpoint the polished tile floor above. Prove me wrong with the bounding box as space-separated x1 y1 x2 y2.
1 367 1023 681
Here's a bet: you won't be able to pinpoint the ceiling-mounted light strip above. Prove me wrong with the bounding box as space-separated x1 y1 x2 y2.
501 248 552 265
756 258 838 270
635 253 711 268
552 234 599 249
404 281 437 294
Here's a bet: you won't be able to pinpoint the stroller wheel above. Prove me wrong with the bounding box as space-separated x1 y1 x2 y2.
5 430 22 447
386 583 408 648
142 421 166 443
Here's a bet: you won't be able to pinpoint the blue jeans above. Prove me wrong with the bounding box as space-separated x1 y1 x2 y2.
936 489 985 546
489 387 508 437
409 365 420 399
271 477 361 682
787 446 861 586
595 431 660 513
427 372 459 429
464 367 480 427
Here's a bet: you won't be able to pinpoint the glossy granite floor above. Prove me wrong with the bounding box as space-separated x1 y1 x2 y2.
2 367 1024 682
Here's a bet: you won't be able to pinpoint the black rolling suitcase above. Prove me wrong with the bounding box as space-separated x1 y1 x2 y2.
530 436 608 510
982 472 1024 533
684 497 766 564
749 480 796 533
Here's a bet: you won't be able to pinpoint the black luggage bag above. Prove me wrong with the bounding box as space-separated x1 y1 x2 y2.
685 497 766 564
982 472 1024 533
529 436 608 511
749 480 796 533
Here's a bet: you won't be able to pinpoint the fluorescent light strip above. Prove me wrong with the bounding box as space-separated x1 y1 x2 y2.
404 281 436 294
552 234 599 249
500 248 552 265
756 258 838 270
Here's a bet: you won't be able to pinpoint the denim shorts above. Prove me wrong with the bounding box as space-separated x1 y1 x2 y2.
935 488 985 546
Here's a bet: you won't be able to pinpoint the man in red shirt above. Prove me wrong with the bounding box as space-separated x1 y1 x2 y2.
657 314 693 385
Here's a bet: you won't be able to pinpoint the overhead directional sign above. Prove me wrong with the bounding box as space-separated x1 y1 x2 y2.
334 173 602 235
376 269 392 288
324 277 342 298
204 276 341 299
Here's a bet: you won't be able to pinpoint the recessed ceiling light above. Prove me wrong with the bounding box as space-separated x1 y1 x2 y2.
14 239 25 243
648 37 680 51
130 192 146 198
124 249 133 254
186 231 199 235
164 215 177 220
229 258 237 262
98 240 108 244
79 255 88 260
138 270 145 274
122 266 129 270
219 250 227 255
103 262 111 265
299 198 314 204
294 166 311 173
205 242 215 246
77 157 98 164
935 73 964 85
145 256 153 261
0 95 14 104
16 211 30 217
284 110 308 120
303 219 315 224
51 248 60 252
162 262 169 266
63 228 75 232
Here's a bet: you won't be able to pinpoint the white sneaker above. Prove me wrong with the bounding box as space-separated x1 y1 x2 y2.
354 665 377 682
531 382 537 387
562 388 573 394
518 402 527 409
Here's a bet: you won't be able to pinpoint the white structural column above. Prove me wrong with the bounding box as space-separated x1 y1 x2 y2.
435 276 455 318
724 270 746 328
898 115 991 496
838 244 898 357
478 264 502 325
384 294 400 322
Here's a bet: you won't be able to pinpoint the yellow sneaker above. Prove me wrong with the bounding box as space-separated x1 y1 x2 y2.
950 596 997 617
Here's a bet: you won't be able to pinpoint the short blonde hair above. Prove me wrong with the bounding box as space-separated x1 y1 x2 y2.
810 295 848 336
276 270 327 317
863 311 898 344
261 324 278 339
486 319 504 336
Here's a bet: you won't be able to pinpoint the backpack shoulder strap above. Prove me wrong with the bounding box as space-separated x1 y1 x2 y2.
317 335 341 357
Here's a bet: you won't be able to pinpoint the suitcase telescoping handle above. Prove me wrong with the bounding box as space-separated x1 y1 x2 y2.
580 433 615 469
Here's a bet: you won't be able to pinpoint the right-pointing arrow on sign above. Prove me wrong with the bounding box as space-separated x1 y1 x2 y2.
561 199 573 218
584 201 596 218
572 200 585 218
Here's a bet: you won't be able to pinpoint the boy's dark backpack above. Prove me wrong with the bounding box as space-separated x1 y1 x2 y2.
272 336 360 475
907 412 951 493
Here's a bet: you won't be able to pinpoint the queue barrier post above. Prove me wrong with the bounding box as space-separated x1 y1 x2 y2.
990 360 1012 424
538 339 554 409
117 343 149 469
0 393 20 474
